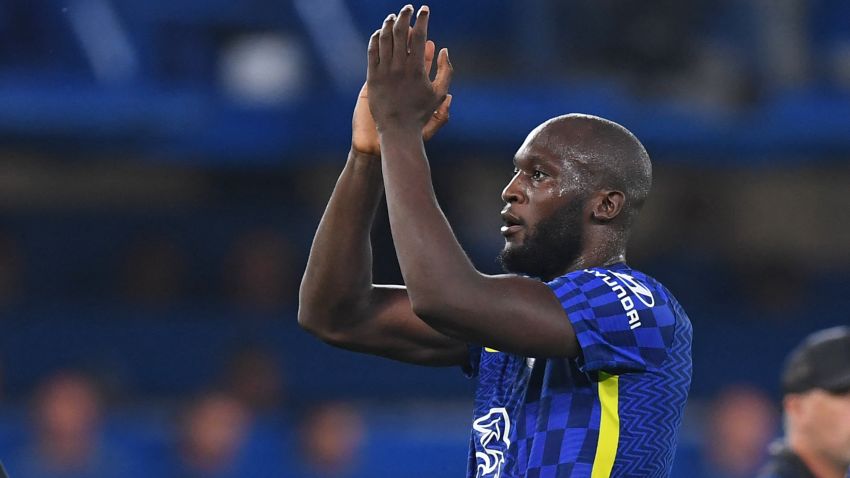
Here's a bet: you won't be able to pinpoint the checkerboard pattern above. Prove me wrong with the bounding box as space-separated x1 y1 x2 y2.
466 264 692 477
547 264 677 374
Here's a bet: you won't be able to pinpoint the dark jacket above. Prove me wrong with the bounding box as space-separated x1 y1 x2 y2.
755 442 817 478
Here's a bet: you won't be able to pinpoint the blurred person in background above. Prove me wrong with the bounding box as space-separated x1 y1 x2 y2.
757 326 850 478
300 6 692 477
220 345 286 414
7 371 139 478
558 0 709 88
121 234 187 307
173 391 254 478
0 231 24 307
701 385 778 478
294 401 366 478
735 260 808 319
224 228 298 313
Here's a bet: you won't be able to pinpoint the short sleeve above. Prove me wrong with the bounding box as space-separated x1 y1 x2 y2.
546 267 675 374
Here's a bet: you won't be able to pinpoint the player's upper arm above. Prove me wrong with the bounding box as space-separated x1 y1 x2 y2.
299 284 470 367
411 267 675 369
409 273 579 358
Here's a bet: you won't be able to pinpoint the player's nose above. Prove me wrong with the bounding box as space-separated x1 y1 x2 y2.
501 172 525 204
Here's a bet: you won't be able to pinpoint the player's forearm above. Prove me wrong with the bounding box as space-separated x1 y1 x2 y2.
298 149 384 332
379 130 480 318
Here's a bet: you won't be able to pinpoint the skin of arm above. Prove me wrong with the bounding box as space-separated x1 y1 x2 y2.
298 41 466 366
367 6 579 358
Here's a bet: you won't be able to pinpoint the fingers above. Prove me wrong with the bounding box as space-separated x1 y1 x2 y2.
375 6 430 71
439 93 452 115
393 5 414 64
433 93 452 124
423 40 435 76
379 13 396 67
409 5 430 62
432 48 453 97
367 29 380 72
423 94 452 141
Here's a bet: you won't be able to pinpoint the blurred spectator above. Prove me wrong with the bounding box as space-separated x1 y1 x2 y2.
751 0 811 92
223 228 298 312
735 259 808 319
556 0 713 91
121 234 186 307
174 392 252 478
0 231 24 306
295 401 367 478
221 346 286 414
7 371 138 478
703 385 779 478
757 326 850 478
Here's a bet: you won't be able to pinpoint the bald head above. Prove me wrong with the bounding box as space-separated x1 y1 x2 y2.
501 114 653 276
532 113 652 228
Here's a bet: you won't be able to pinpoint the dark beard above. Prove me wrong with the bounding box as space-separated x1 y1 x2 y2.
496 198 585 281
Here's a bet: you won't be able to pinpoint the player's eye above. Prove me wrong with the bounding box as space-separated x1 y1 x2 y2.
512 167 519 175
531 170 547 181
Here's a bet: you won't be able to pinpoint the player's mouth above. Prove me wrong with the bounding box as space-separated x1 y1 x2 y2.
500 210 524 237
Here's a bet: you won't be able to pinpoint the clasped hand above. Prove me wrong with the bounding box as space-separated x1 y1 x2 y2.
366 4 453 134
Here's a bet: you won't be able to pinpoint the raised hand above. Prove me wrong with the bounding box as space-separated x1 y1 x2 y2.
366 4 453 135
352 37 452 157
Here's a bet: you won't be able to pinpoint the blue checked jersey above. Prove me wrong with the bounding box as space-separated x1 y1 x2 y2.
466 263 692 478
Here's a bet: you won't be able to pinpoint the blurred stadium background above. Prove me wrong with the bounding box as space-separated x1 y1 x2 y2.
0 0 848 477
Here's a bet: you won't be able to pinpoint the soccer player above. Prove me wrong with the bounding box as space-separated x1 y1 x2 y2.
298 5 692 477
756 326 850 478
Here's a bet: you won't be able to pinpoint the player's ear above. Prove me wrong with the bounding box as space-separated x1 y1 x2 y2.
783 394 803 420
591 190 625 222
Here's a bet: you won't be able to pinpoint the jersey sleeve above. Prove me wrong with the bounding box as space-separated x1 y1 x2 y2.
546 268 675 374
